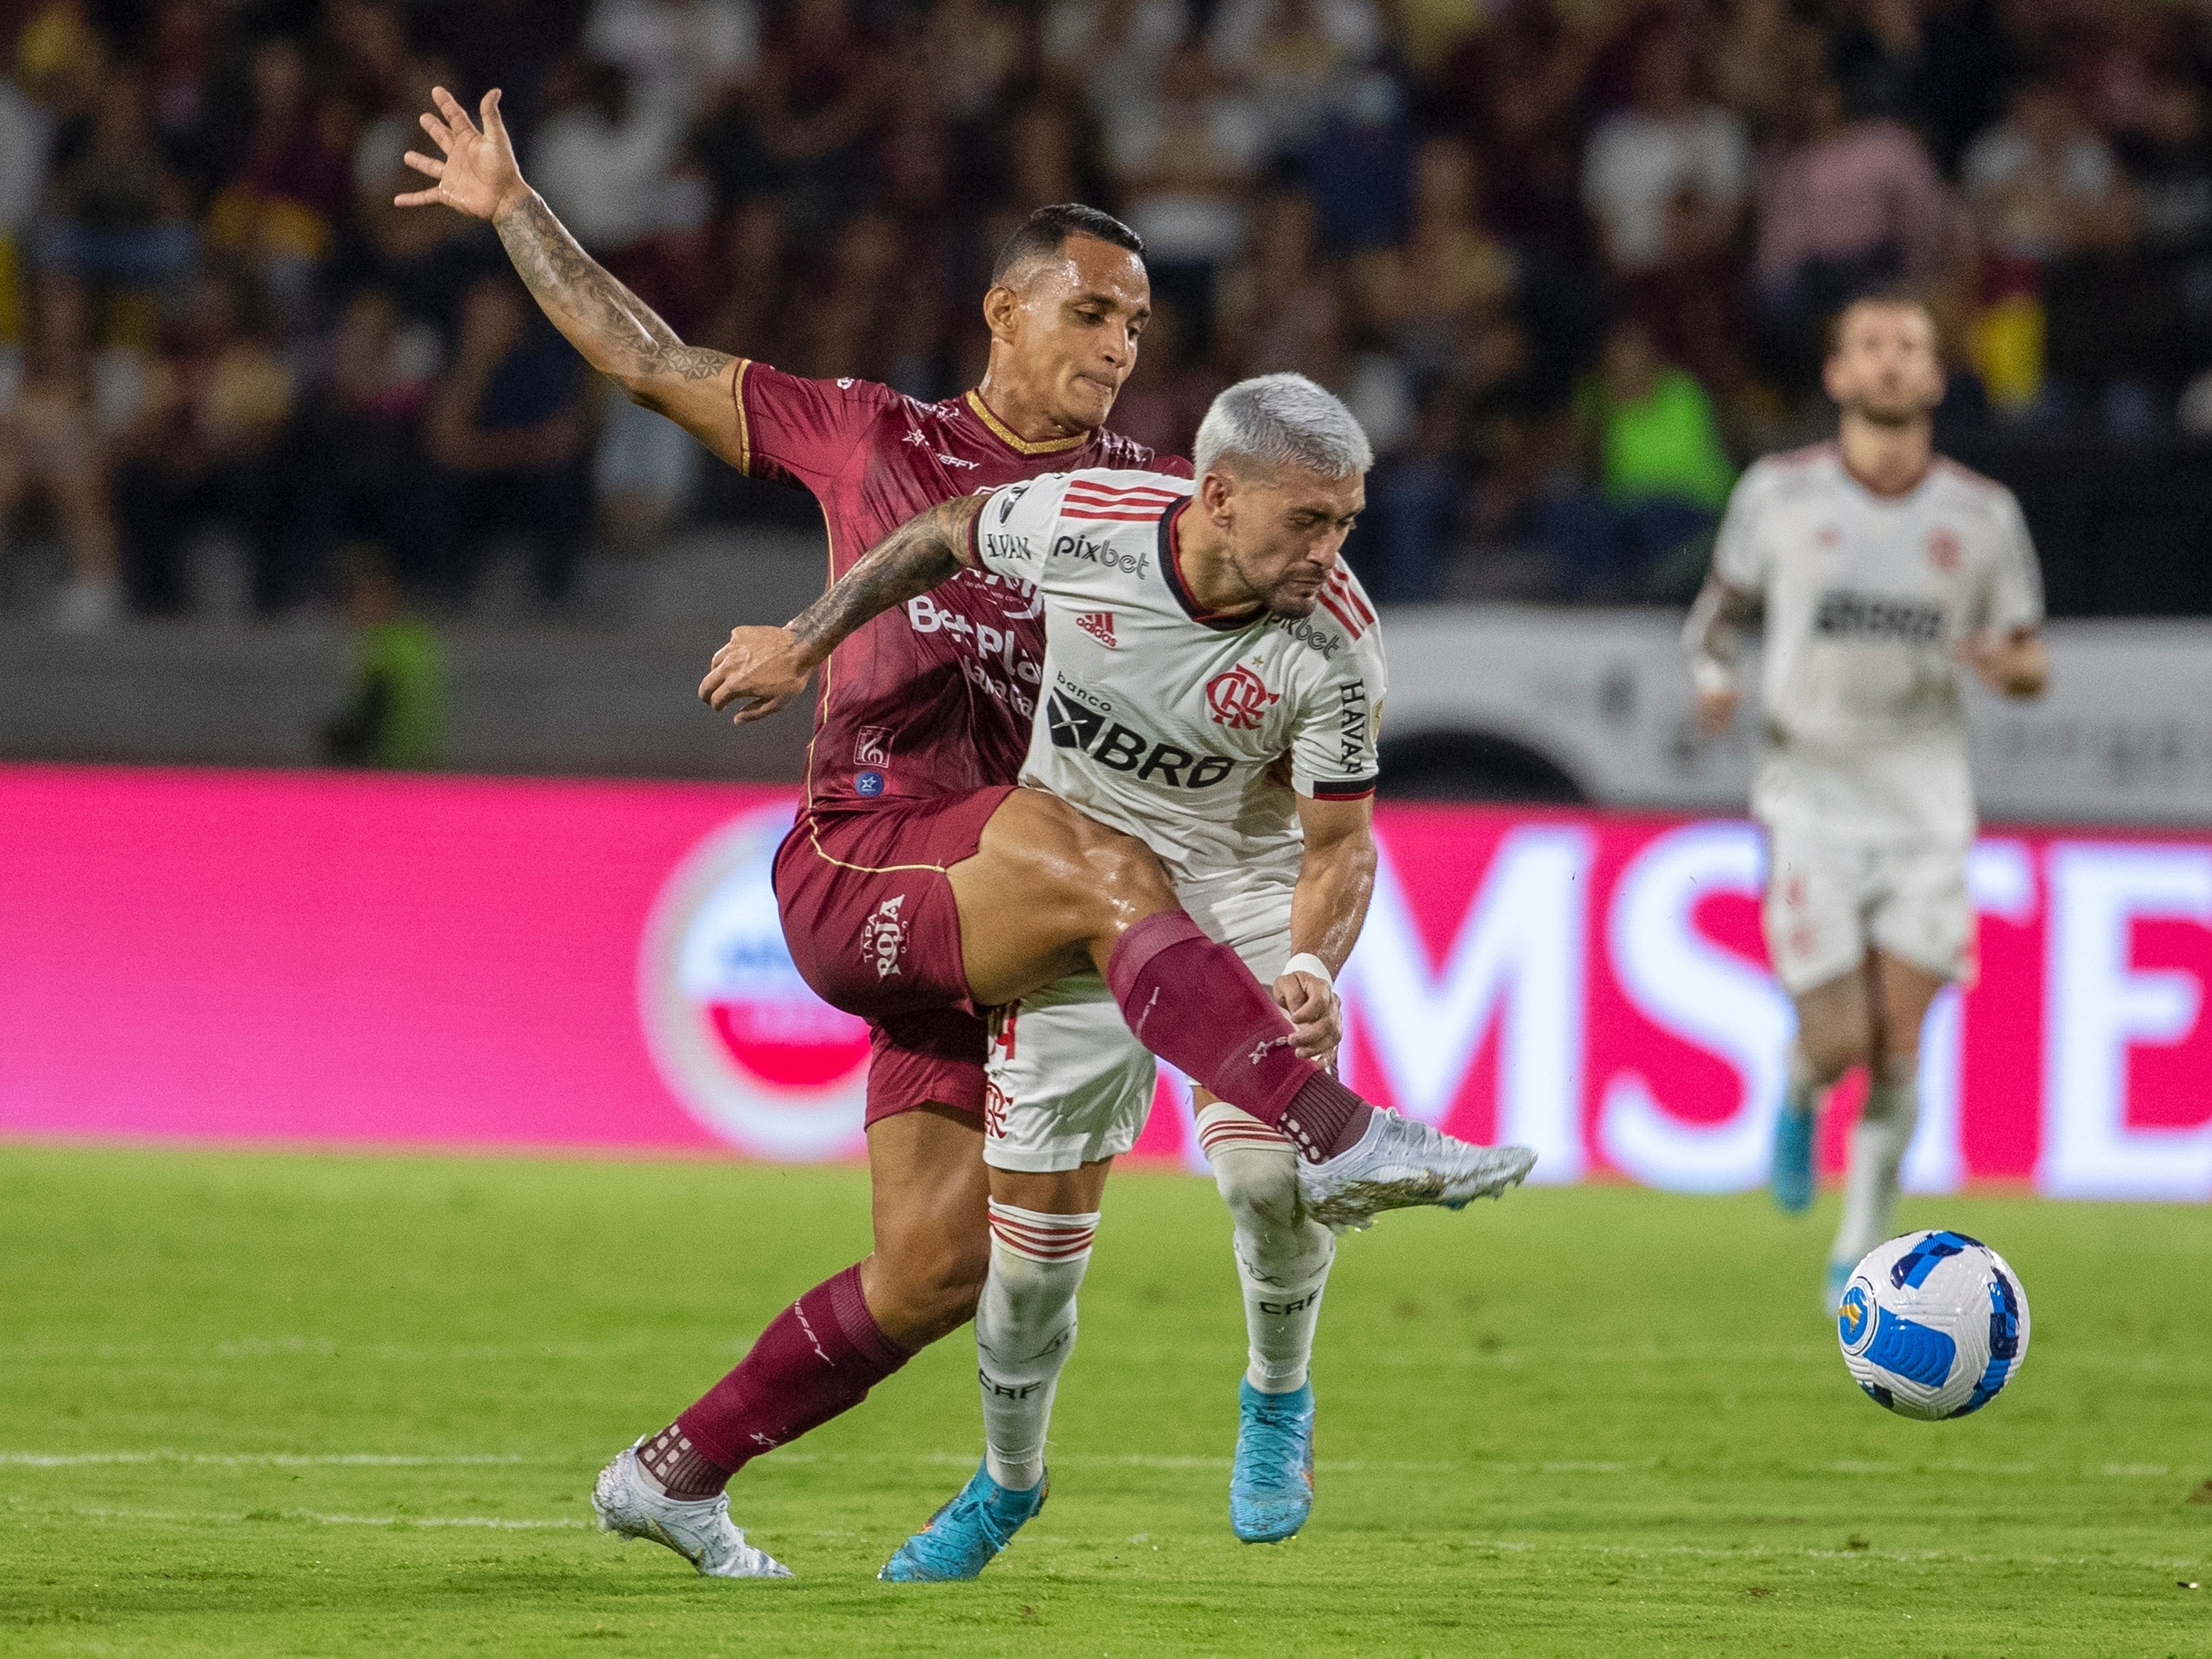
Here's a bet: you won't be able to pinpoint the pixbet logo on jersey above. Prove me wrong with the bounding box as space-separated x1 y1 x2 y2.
1206 663 1280 730
637 807 872 1160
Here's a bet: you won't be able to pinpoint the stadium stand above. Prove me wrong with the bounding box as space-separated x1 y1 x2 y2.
1 0 2210 652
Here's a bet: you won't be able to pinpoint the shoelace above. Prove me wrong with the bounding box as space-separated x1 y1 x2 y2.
917 1479 1021 1561
1237 1403 1311 1487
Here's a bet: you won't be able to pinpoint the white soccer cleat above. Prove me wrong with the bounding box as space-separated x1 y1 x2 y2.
591 1442 793 1579
1296 1112 1536 1232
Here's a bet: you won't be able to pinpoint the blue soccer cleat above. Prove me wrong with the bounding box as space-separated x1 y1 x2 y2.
1230 1380 1315 1543
1770 1105 1816 1214
878 1462 1046 1582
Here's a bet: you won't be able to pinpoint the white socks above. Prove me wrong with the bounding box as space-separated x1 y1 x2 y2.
1783 1039 1821 1119
1201 1104 1335 1394
1832 1059 1919 1270
976 1201 1096 1493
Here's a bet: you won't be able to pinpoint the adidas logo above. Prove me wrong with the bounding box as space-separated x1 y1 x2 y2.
1075 611 1116 648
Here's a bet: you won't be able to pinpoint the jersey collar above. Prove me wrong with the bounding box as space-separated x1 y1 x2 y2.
963 390 1093 457
1159 499 1267 631
1837 443 1934 502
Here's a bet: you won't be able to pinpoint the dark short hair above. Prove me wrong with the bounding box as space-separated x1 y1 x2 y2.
991 204 1146 283
1824 288 1937 358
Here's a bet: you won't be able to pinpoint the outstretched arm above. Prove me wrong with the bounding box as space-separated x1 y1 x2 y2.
698 494 987 724
397 86 743 464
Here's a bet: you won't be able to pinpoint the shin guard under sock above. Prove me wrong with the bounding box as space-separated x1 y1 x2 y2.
1105 911 1371 1159
663 1263 911 1494
978 1202 1096 1491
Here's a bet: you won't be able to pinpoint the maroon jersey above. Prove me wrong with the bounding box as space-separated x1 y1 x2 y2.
731 361 1188 812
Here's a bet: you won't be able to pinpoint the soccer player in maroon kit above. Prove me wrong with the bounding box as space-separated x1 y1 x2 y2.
396 89 1186 1571
402 89 1528 1578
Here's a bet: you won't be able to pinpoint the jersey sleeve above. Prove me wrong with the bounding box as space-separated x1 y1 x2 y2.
1981 488 2046 633
967 472 1075 582
1709 461 1772 592
1290 623 1386 801
733 361 899 493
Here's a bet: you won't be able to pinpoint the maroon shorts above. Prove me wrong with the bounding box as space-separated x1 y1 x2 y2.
774 787 1016 1126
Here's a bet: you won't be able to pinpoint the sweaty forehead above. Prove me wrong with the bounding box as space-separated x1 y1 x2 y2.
1254 466 1364 514
1012 236 1150 309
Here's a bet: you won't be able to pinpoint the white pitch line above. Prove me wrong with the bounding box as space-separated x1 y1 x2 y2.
63 1505 586 1530
0 1452 557 1468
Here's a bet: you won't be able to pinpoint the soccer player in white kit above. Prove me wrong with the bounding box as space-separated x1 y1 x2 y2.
701 374 1529 1576
1684 293 2049 1310
888 376 1397 1577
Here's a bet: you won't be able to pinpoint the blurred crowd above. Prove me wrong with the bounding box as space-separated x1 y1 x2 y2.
6 0 2212 629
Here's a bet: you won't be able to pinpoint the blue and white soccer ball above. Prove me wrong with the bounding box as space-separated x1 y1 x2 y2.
1836 1230 2030 1421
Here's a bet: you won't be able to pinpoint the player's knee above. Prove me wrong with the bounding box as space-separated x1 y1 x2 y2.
1211 1144 1301 1233
876 1233 990 1342
1798 1025 1870 1087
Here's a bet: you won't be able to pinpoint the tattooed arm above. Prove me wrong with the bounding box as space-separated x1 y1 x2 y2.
397 86 743 464
698 495 987 724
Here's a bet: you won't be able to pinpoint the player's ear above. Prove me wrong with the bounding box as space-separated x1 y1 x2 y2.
982 282 1020 345
1821 351 1848 405
1199 468 1236 519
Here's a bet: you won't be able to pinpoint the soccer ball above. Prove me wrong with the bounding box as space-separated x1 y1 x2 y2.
1836 1230 2030 1421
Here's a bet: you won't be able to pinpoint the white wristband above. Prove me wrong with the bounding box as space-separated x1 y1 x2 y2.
1690 655 1738 698
1284 952 1334 988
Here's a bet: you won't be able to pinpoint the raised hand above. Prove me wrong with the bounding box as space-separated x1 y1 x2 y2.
397 86 530 222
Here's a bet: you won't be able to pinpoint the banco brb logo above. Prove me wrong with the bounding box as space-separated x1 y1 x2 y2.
638 804 871 1160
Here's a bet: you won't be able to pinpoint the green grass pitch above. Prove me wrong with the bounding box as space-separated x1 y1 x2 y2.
1 1146 2207 1657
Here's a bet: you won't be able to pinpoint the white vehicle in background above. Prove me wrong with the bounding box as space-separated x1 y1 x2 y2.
1379 606 2212 827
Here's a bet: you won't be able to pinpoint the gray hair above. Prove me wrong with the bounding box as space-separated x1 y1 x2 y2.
1192 373 1374 483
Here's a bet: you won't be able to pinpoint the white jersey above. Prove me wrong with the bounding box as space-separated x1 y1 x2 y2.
970 468 1385 935
1706 443 2043 842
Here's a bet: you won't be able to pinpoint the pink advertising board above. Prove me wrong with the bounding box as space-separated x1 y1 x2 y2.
1 765 2207 1199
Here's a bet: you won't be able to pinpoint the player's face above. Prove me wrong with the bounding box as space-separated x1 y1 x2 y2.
1217 465 1365 617
1824 303 1944 425
1001 236 1151 431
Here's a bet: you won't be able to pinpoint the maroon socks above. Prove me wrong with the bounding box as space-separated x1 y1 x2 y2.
1105 910 1374 1161
647 1263 912 1499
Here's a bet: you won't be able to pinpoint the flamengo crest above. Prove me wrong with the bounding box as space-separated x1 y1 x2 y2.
1206 663 1280 730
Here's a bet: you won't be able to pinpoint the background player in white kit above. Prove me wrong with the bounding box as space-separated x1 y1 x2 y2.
1684 293 2049 1310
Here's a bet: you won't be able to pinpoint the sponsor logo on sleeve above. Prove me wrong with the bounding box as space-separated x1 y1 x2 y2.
1051 531 1148 575
1335 680 1370 773
1206 663 1281 730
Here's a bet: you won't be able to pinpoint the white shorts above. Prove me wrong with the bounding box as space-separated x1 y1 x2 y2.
1761 823 1973 996
982 915 1293 1174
